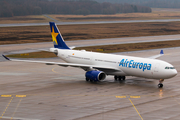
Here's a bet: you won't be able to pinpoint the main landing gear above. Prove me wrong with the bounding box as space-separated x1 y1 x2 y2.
86 77 89 82
158 79 164 88
86 78 97 83
114 76 126 81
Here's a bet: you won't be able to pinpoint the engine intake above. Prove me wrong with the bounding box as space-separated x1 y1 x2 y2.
85 70 106 81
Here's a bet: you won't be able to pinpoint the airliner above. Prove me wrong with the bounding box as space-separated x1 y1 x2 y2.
2 22 177 88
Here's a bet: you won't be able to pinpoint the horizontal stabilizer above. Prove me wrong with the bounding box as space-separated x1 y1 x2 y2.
2 54 10 60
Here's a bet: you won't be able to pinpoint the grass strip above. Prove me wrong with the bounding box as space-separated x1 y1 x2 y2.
6 40 180 58
1 22 180 45
75 40 180 53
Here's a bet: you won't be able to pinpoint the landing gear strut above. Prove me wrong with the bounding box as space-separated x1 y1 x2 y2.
114 76 126 81
114 76 118 81
158 79 164 88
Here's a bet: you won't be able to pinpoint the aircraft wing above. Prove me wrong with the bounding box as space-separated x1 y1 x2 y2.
2 55 120 72
148 50 164 59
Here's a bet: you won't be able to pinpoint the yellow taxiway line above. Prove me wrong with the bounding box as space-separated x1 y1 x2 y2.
11 98 23 119
0 97 13 119
128 98 143 120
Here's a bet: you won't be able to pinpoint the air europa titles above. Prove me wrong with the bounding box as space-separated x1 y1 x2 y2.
119 59 151 71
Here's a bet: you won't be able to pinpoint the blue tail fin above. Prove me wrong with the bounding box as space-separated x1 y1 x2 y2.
49 22 70 49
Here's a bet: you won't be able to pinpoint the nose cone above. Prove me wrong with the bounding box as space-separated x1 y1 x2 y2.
169 69 178 78
163 61 178 78
173 69 178 76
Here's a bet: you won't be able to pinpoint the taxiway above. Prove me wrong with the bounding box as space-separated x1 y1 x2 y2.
1 19 180 27
1 32 180 120
0 46 180 120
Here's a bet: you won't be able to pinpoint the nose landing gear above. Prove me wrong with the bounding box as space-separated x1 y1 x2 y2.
158 79 164 88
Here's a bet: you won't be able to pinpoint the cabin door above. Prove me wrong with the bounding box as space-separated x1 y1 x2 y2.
154 63 160 72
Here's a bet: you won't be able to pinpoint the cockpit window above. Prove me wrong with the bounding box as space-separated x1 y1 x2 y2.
165 67 175 69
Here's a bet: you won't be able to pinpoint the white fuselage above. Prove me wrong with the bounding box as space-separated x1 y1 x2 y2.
53 49 177 80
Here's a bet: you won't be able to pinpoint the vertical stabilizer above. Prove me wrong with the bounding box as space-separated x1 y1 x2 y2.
49 22 70 49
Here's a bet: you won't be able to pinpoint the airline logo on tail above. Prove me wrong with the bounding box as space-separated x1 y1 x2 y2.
49 22 70 49
51 26 59 45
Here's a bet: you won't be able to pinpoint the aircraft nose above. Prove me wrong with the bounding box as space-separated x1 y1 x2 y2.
174 69 178 76
171 69 178 77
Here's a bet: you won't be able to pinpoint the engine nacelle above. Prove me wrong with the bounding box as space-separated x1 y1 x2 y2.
85 70 106 81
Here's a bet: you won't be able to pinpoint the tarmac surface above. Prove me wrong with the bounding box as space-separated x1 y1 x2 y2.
0 37 180 120
0 48 180 120
1 19 180 27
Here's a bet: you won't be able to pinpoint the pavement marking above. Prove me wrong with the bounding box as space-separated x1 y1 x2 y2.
52 67 60 74
116 96 141 98
130 96 141 98
11 98 23 120
0 97 13 119
0 95 26 98
0 94 170 98
116 96 126 98
52 66 70 76
171 96 180 105
52 66 74 77
16 95 26 97
1 95 12 97
128 98 143 120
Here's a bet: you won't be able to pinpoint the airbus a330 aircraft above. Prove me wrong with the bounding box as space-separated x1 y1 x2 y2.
2 22 178 88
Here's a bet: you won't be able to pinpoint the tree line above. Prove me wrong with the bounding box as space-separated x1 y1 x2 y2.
0 0 151 17
95 0 180 8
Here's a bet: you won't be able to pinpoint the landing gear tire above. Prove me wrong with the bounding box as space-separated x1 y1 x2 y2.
114 76 126 81
158 83 163 88
158 79 164 88
118 76 122 81
90 79 94 83
122 76 126 80
86 78 89 82
114 76 118 81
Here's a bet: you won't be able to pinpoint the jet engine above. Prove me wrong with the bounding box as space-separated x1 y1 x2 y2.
85 70 106 81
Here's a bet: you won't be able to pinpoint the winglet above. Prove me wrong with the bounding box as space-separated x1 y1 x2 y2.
148 50 164 59
160 50 164 54
2 54 10 60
